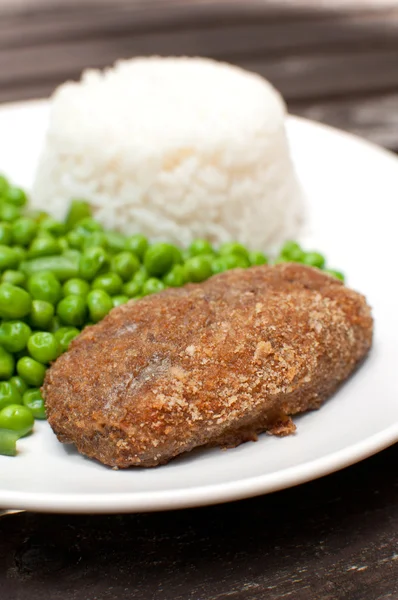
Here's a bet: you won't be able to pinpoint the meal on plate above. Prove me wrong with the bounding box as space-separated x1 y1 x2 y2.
44 263 372 468
0 56 373 463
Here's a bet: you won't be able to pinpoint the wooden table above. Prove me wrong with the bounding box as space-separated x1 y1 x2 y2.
0 1 397 598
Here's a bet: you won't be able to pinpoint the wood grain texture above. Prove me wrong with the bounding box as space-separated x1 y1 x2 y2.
0 0 398 148
0 444 397 600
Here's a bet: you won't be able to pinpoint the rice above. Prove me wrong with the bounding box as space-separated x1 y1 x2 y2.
32 57 304 250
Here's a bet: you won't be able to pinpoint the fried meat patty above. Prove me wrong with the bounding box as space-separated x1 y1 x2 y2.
43 264 373 467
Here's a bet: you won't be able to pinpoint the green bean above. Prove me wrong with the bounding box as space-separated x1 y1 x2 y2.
20 255 80 281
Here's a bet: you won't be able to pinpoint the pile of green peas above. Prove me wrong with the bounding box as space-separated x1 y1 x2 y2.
0 174 343 457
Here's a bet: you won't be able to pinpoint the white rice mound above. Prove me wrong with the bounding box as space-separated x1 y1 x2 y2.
32 57 304 250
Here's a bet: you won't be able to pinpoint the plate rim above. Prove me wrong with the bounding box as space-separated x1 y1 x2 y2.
0 98 397 513
1 424 396 513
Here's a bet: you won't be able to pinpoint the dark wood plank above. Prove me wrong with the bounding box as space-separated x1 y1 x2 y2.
292 92 398 149
0 0 398 149
1 444 397 600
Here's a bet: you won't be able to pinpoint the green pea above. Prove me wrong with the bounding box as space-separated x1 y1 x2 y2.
0 381 21 410
39 217 66 237
74 217 103 234
218 242 249 259
211 255 242 274
189 239 214 256
66 229 86 249
27 271 62 304
87 289 113 323
248 251 268 266
65 199 92 230
49 316 62 333
29 300 55 330
9 376 28 396
28 235 61 258
83 232 108 249
218 254 249 269
279 241 304 262
144 243 178 277
0 404 34 437
0 175 9 196
0 283 32 319
0 245 20 270
17 357 46 387
2 269 26 287
122 280 142 298
57 295 87 327
11 217 37 246
125 234 148 259
111 295 129 308
0 321 31 353
302 252 326 269
92 272 123 296
62 278 90 298
142 278 166 296
111 251 140 281
22 389 46 420
132 268 148 287
79 247 109 281
0 222 12 245
54 327 80 353
104 231 127 253
0 203 21 222
11 246 26 264
21 255 80 282
5 186 27 207
27 332 60 364
184 256 213 283
58 237 69 252
0 428 19 456
163 264 187 287
325 269 345 282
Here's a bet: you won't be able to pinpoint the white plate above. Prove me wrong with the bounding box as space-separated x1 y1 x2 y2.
0 100 397 514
